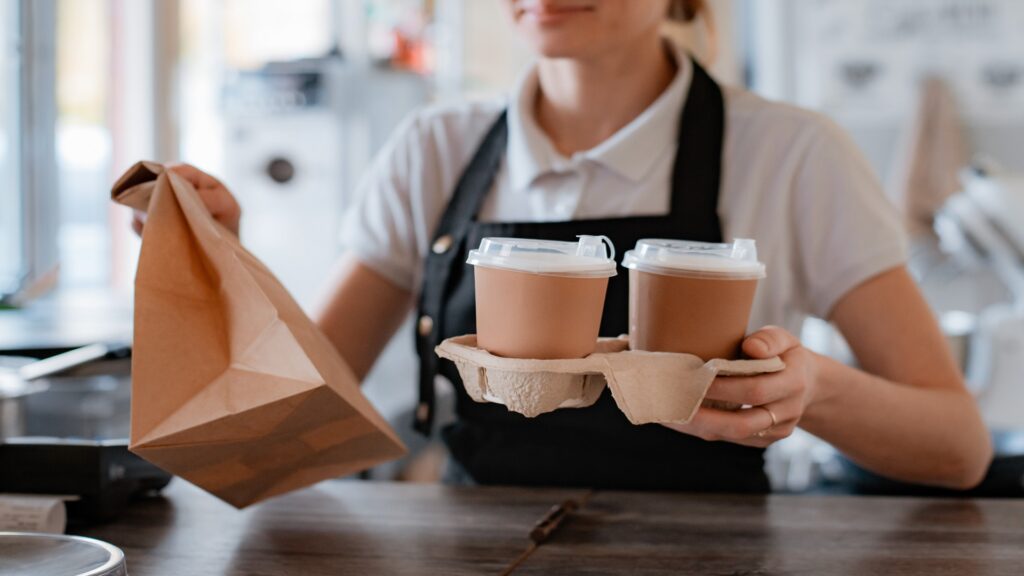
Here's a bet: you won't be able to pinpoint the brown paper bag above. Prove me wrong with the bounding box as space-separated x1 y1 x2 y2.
112 161 406 508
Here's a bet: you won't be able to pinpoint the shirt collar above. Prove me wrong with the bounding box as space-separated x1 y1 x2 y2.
506 42 694 190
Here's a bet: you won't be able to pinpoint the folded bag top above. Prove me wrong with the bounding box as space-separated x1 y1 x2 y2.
112 161 406 508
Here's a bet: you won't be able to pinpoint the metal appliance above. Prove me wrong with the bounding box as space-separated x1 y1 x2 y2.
934 166 1024 431
0 347 171 524
221 54 429 307
0 532 127 575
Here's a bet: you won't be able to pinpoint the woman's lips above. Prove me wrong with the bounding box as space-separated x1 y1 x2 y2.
516 0 597 24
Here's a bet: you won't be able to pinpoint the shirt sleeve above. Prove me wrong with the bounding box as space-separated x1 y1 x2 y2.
792 117 909 319
338 113 423 293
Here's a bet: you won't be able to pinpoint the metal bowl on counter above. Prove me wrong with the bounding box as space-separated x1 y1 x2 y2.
0 532 127 576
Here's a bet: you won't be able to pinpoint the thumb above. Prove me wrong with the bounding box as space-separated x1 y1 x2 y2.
741 325 800 359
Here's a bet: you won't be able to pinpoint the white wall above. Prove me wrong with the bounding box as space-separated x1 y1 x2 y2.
748 0 1024 194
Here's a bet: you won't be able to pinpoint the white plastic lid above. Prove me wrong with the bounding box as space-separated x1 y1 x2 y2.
621 238 766 279
467 235 617 278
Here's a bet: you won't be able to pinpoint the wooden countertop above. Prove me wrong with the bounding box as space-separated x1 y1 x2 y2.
518 490 1024 575
75 480 1024 575
75 480 584 575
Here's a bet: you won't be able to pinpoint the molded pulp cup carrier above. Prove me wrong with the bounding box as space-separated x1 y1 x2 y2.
445 237 782 423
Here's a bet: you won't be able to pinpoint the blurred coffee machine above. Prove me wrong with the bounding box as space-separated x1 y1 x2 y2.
222 53 429 307
934 165 1024 432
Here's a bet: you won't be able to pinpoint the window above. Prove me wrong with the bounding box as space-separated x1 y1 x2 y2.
5 0 436 304
0 1 21 296
55 0 112 289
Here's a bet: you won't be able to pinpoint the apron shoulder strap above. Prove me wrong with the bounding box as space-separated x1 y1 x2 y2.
668 57 725 241
431 111 509 246
413 110 509 435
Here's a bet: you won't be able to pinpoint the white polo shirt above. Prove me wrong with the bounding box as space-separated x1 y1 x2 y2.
339 43 908 336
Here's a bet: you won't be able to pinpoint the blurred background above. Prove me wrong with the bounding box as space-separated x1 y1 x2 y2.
2 0 1024 494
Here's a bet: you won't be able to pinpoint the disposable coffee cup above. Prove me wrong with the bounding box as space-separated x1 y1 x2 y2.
467 236 617 359
622 238 765 360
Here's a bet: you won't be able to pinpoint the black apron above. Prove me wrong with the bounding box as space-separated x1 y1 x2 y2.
414 59 769 493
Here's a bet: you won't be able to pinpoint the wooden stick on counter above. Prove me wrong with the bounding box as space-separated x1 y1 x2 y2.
500 491 595 575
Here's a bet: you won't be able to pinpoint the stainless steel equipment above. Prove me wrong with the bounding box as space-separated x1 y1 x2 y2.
222 55 429 307
0 532 127 576
0 345 172 523
935 166 1024 431
0 344 127 440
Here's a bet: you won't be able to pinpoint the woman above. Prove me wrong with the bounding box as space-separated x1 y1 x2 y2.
144 0 992 492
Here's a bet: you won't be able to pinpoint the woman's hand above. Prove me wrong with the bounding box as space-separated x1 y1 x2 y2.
664 326 821 447
131 163 242 238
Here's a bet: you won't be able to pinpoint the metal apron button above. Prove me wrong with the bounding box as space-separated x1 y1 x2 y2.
432 234 454 254
417 315 434 337
415 402 431 424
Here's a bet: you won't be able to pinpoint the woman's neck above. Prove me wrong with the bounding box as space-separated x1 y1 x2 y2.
534 35 676 157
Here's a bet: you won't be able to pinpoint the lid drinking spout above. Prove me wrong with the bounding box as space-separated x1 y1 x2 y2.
575 235 615 261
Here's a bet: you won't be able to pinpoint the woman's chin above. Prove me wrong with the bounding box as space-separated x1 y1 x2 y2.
521 33 596 59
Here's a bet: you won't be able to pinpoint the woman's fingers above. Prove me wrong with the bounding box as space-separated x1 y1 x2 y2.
665 399 799 445
689 404 772 440
167 162 225 190
703 373 794 406
193 185 242 232
666 326 812 447
166 163 241 237
742 325 800 359
130 163 241 238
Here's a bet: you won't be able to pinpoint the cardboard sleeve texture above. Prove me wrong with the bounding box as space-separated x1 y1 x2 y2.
436 335 785 425
112 161 406 508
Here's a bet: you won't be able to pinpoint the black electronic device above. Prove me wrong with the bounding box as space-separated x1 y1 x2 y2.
0 437 172 524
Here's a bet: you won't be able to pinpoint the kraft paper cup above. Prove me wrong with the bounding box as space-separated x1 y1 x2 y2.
467 236 617 359
622 238 766 361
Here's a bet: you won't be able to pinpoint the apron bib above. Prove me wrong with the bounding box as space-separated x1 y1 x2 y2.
414 59 768 492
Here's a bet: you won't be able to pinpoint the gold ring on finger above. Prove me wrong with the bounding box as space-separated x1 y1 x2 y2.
753 406 778 438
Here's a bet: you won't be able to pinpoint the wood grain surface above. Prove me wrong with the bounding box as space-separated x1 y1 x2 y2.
517 491 1024 576
75 479 584 575
74 480 1024 575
